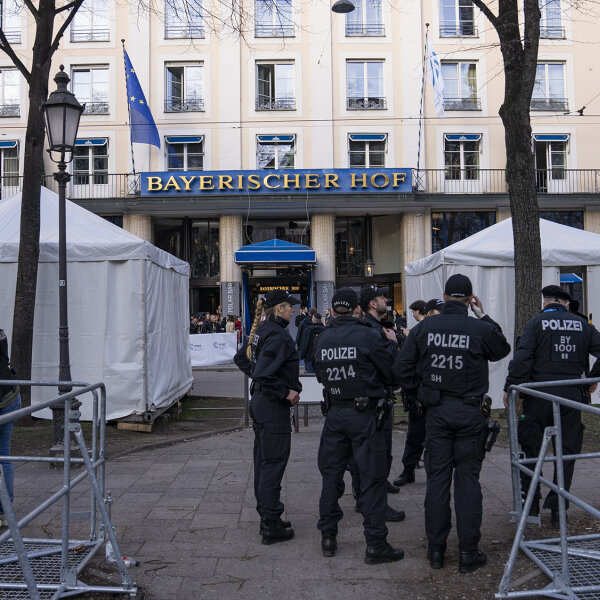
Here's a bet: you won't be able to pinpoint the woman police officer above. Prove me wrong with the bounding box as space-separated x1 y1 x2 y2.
234 289 301 545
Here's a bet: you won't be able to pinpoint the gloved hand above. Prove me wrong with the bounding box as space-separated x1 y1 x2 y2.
470 295 486 319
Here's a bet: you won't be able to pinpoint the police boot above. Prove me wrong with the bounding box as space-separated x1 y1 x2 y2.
458 549 487 573
365 541 404 565
393 469 415 487
259 517 291 535
385 505 406 522
428 546 445 569
386 480 400 494
321 533 337 557
261 520 294 545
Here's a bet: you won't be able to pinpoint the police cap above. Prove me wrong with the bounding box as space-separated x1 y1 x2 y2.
359 285 389 310
332 288 359 314
542 285 571 302
444 274 473 298
262 289 301 308
425 298 445 313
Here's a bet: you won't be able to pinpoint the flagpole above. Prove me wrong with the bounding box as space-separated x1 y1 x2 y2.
121 39 137 179
416 23 429 190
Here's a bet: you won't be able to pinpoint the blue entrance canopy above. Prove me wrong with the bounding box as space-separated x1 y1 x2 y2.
235 238 316 266
560 273 583 283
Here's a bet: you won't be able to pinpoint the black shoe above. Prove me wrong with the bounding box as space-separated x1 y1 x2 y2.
550 510 567 528
365 541 404 565
385 505 406 522
428 547 445 569
393 470 416 487
458 550 487 573
261 520 294 545
321 533 337 557
386 480 401 494
259 517 291 534
529 502 540 517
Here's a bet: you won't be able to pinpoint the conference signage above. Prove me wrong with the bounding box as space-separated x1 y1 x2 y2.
141 168 412 196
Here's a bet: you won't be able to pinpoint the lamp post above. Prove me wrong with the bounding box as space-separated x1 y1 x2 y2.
331 0 355 13
42 66 85 450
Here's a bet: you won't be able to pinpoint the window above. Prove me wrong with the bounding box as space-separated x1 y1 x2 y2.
256 62 295 110
335 217 366 277
348 134 386 168
256 134 295 169
540 211 583 229
73 139 108 185
444 134 480 180
539 0 564 38
431 212 495 252
166 136 204 171
165 64 204 112
0 68 19 117
71 0 109 41
71 66 109 114
532 63 567 111
1 0 21 43
0 141 18 187
346 0 383 36
165 0 203 39
441 62 479 110
191 220 219 278
255 0 293 37
346 61 385 110
439 0 476 37
534 134 568 191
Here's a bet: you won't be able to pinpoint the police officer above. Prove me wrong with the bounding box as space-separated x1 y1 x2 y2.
504 285 600 526
398 274 510 572
313 288 405 564
394 298 445 488
234 290 301 545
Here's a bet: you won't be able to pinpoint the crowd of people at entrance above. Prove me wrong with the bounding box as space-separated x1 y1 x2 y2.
189 308 242 341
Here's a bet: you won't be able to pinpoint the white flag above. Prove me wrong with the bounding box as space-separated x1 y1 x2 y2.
426 32 445 117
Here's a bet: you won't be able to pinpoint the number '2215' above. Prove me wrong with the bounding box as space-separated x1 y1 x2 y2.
431 354 463 370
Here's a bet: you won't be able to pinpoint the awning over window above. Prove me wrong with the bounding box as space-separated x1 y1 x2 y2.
0 140 17 149
444 134 482 142
533 134 569 142
75 138 107 147
235 238 316 266
560 273 583 284
348 134 387 142
165 136 204 144
257 134 295 143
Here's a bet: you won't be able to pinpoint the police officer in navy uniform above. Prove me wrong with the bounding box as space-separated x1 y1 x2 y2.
504 284 600 526
398 274 510 573
234 289 301 545
313 288 405 564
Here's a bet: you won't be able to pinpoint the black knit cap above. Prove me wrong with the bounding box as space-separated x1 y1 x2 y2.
359 285 389 310
332 288 359 313
444 274 473 298
425 298 445 313
262 289 301 308
542 285 571 302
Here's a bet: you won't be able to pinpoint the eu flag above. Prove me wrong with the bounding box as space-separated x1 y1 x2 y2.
123 49 160 148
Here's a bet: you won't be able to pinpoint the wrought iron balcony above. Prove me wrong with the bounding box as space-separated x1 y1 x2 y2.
530 97 568 111
3 27 20 43
70 27 110 42
439 22 478 37
347 97 387 110
254 24 295 37
540 25 565 39
443 97 481 111
255 97 296 111
83 102 109 115
164 24 204 39
0 104 19 117
345 22 385 36
164 98 205 112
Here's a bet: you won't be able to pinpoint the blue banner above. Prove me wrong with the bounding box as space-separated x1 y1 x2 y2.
141 168 412 196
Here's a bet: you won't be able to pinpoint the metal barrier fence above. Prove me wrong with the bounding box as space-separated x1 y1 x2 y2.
0 380 136 600
498 378 600 600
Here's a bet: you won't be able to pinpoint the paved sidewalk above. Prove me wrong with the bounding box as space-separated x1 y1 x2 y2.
13 416 598 600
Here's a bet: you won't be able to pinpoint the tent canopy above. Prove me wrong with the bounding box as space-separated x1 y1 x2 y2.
235 238 316 267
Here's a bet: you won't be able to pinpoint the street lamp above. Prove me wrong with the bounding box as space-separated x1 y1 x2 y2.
42 65 85 450
331 0 355 12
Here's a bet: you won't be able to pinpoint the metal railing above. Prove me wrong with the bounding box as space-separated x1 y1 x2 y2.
347 96 387 110
70 27 110 42
254 24 295 37
164 23 204 38
255 97 296 111
0 379 136 599
540 25 566 39
443 96 481 111
345 22 385 36
2 27 20 44
164 98 204 112
439 22 478 37
0 104 19 117
82 102 109 115
498 378 600 599
531 97 569 111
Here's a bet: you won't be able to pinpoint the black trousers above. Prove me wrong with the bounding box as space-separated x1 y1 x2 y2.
249 392 292 521
401 405 427 471
318 404 388 544
518 396 584 511
424 397 487 552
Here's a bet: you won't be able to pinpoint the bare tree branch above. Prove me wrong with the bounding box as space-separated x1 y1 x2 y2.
470 0 499 29
23 0 40 21
50 0 86 55
56 0 81 14
0 29 32 82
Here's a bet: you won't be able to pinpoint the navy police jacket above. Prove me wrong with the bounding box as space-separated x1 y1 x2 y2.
505 303 600 401
313 316 402 400
234 316 301 402
397 301 511 397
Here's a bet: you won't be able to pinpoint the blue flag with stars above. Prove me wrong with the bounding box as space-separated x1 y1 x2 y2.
123 49 160 148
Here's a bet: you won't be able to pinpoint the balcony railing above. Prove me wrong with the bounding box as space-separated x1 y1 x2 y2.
540 25 565 39
70 27 110 42
164 24 204 39
254 24 295 37
0 104 19 117
345 22 385 36
439 22 478 37
164 98 205 112
82 102 109 115
347 96 387 110
255 97 296 111
443 97 481 111
3 27 20 43
531 97 568 111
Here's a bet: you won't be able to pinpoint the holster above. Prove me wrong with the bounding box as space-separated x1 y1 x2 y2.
321 389 331 416
417 387 441 408
376 397 394 430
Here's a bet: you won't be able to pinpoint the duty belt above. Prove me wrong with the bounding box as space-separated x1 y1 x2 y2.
330 397 378 409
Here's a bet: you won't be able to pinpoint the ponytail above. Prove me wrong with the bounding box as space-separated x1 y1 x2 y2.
246 298 265 359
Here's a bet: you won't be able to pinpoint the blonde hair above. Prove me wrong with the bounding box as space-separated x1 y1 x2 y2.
246 298 264 359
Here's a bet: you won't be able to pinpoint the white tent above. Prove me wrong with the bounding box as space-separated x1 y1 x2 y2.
0 188 192 421
405 218 600 406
